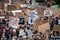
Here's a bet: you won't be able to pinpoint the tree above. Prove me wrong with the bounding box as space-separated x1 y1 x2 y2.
36 0 45 3
53 0 60 5
36 0 60 5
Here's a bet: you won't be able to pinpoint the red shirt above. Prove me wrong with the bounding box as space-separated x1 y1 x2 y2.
0 27 2 32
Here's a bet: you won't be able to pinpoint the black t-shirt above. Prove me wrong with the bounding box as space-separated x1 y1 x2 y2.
55 19 58 25
0 22 2 26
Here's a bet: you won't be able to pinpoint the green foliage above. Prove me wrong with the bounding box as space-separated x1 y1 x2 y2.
36 0 45 3
36 0 60 5
53 0 60 5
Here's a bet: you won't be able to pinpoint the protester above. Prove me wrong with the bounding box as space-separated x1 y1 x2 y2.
55 17 58 25
49 17 54 31
0 14 59 40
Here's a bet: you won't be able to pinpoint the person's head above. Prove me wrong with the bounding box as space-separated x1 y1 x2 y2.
2 33 5 38
30 27 33 31
3 29 6 33
27 27 30 30
13 29 16 32
1 37 3 40
26 25 30 29
39 32 42 35
22 35 27 40
10 28 13 33
56 17 58 19
9 36 12 40
20 25 24 29
33 30 38 34
13 35 17 39
56 31 59 35
37 32 40 35
6 26 9 30
53 31 59 35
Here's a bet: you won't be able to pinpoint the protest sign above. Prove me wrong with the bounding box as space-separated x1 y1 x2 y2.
9 17 19 28
28 9 39 25
38 22 50 32
44 10 52 17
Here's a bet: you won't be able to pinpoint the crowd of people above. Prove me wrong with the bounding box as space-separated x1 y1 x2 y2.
0 18 42 40
0 19 46 40
0 0 60 40
0 13 60 40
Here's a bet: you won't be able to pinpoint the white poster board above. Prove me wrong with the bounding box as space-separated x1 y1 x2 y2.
9 17 19 28
11 10 22 16
44 10 52 17
28 9 39 24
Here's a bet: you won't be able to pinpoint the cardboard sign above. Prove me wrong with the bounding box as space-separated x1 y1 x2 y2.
9 17 19 28
38 22 50 32
7 5 16 11
44 10 52 17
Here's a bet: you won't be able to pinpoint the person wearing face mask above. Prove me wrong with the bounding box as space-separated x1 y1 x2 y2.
12 35 17 40
26 27 33 40
19 26 25 40
2 33 7 40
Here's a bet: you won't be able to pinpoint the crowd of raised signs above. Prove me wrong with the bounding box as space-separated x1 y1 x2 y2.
0 12 60 40
0 0 60 40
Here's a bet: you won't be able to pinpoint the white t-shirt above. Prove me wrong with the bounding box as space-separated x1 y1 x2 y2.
19 29 25 36
27 29 33 38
